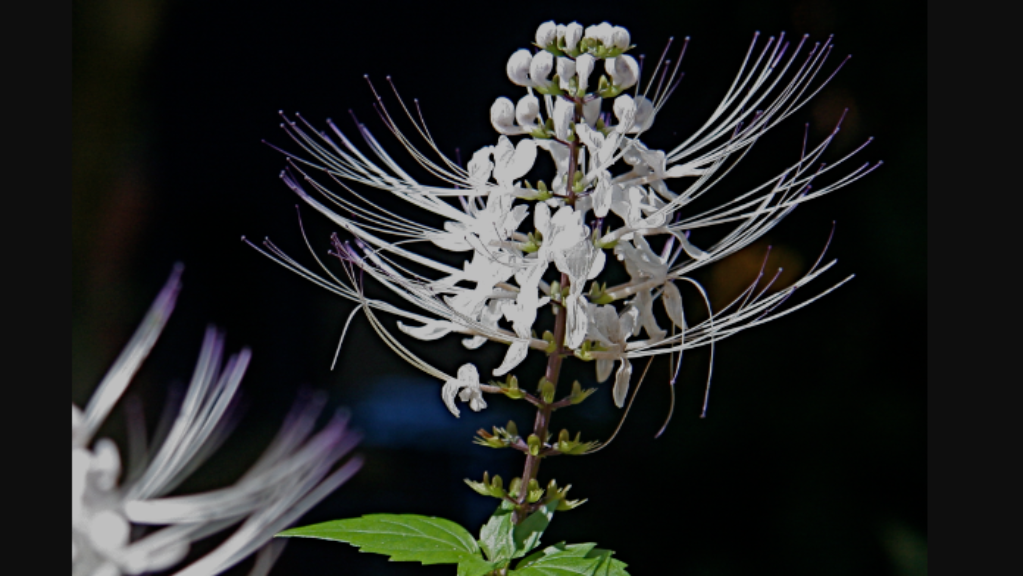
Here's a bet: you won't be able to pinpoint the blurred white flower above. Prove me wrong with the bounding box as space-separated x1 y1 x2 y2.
253 23 878 414
72 266 362 576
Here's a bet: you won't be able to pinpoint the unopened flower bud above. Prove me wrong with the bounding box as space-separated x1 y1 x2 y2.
564 22 584 52
557 57 577 92
606 55 640 90
490 97 520 135
613 94 637 131
507 49 533 86
576 54 596 93
583 97 602 127
633 95 656 132
535 21 557 48
515 94 541 128
586 22 615 47
612 26 631 50
553 98 574 142
556 24 567 42
530 50 554 86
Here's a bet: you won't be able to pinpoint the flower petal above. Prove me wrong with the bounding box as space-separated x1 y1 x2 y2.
613 360 634 408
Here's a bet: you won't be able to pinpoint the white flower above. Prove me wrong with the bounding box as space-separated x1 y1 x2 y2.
564 22 584 51
507 49 533 86
529 50 554 87
605 55 640 91
254 26 874 412
585 22 615 47
611 26 631 50
586 304 639 407
535 21 557 48
575 54 597 94
442 364 487 417
515 94 542 130
491 97 523 135
73 268 361 576
557 57 577 92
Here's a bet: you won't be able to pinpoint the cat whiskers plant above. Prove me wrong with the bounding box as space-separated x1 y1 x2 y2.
251 20 878 575
72 266 363 576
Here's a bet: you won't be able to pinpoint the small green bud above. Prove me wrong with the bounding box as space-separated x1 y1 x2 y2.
527 479 543 504
541 331 557 355
570 381 598 405
538 378 556 404
465 472 507 499
527 434 543 457
474 429 509 449
506 420 519 438
509 477 523 498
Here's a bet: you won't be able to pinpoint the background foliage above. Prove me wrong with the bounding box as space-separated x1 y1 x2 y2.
72 0 926 574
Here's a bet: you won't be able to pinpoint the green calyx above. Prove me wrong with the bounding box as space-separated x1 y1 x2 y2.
586 282 616 305
574 340 609 362
556 429 601 456
475 424 521 450
497 375 527 400
569 380 598 405
538 378 556 405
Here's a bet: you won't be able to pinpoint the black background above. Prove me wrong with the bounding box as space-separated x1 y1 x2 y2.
72 1 927 574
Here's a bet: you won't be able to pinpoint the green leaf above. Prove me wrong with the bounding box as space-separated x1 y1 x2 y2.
512 543 629 576
479 501 517 562
515 543 595 569
278 514 480 565
513 500 558 555
458 556 502 576
585 549 630 576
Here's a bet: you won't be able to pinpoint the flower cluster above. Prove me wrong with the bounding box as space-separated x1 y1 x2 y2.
72 267 362 576
254 21 876 418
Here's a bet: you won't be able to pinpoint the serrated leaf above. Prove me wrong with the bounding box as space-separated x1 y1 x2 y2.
513 500 558 556
513 543 599 574
458 556 502 576
585 548 630 576
279 514 480 565
511 552 603 575
479 501 517 562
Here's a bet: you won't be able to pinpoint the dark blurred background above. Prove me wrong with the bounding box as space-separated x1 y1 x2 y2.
72 0 925 574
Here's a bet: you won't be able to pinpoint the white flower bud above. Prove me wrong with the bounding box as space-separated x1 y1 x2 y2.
633 95 656 132
557 57 577 92
612 26 631 50
535 21 557 48
556 24 567 42
613 94 637 132
576 53 596 93
507 49 534 86
605 55 640 91
587 22 614 47
553 98 574 142
530 50 554 86
515 94 541 128
583 97 602 127
564 22 584 51
490 97 523 135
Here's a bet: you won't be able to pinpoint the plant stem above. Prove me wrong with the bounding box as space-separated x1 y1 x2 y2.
513 96 583 523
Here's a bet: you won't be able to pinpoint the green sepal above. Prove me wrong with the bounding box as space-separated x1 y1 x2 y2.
466 472 507 500
279 514 480 566
569 381 598 405
538 378 556 404
556 430 600 456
